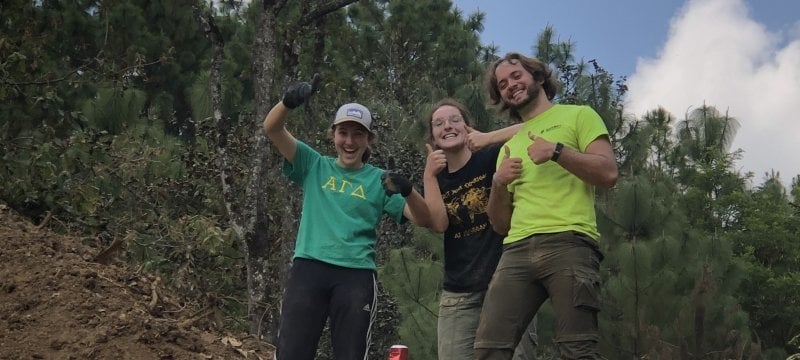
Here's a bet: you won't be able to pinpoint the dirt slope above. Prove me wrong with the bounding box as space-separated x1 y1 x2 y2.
0 203 273 360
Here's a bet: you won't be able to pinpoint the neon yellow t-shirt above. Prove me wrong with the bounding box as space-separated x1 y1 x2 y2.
497 104 609 244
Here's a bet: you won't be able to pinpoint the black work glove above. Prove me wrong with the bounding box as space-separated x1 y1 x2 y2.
282 74 321 109
381 171 413 197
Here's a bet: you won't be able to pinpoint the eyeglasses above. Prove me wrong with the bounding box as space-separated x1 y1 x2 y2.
431 115 464 128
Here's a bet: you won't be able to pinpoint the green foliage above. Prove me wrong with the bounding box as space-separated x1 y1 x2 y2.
791 177 800 205
379 228 443 360
732 180 800 353
3 1 799 356
1 85 245 328
125 213 244 317
82 86 147 134
289 0 485 116
616 107 678 177
0 3 96 139
599 170 751 357
534 26 628 135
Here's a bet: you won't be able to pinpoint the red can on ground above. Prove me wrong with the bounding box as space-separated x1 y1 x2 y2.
388 344 408 360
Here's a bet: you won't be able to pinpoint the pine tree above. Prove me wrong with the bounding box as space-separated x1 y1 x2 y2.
600 103 756 358
733 175 800 355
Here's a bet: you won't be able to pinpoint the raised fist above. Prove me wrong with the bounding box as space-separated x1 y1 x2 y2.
282 82 312 109
282 74 321 109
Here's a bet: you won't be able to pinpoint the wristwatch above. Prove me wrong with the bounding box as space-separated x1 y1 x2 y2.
551 142 564 162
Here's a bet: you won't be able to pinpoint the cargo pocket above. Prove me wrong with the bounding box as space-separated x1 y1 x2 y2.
438 292 463 317
440 295 461 307
572 268 600 311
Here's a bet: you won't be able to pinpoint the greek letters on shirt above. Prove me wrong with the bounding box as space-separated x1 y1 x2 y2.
321 176 367 200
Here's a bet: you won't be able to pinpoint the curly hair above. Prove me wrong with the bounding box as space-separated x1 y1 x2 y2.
484 53 559 121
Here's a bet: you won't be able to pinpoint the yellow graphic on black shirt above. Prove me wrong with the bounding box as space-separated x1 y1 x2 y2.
446 186 488 226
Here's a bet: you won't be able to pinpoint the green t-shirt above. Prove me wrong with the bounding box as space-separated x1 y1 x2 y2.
498 104 609 243
283 141 407 270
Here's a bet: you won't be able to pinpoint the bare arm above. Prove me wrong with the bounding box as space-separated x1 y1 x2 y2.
262 101 298 163
487 177 513 235
487 145 522 235
403 189 432 228
263 79 317 163
382 171 431 228
528 135 618 189
422 144 448 233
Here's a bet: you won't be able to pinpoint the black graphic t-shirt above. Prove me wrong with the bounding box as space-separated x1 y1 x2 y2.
436 145 503 292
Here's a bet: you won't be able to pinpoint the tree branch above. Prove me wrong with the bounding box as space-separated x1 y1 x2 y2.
298 0 358 26
193 1 241 235
1 62 90 86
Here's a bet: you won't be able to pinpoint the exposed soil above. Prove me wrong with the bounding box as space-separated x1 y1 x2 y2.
0 203 274 360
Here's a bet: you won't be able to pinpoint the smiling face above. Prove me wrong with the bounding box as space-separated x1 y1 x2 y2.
494 60 542 112
333 121 372 169
430 105 469 151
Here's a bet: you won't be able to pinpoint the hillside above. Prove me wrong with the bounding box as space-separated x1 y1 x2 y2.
0 203 273 359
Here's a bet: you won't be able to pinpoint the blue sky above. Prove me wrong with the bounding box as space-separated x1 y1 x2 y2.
453 0 800 186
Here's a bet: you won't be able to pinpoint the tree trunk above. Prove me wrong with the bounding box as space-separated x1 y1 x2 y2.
692 266 711 359
247 3 281 341
242 0 359 343
193 3 237 228
246 0 360 343
193 0 281 342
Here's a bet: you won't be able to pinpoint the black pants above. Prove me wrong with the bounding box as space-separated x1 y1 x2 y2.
277 258 377 360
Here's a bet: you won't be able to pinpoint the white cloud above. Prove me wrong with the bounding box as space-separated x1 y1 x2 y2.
626 0 800 187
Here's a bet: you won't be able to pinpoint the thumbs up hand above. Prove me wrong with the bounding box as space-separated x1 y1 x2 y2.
527 131 555 164
465 125 490 152
424 143 447 178
382 171 413 197
282 73 321 109
494 145 523 186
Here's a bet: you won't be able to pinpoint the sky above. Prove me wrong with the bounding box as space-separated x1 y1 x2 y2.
452 0 800 187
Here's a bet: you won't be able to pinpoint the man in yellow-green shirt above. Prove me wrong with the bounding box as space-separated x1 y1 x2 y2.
475 53 618 360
